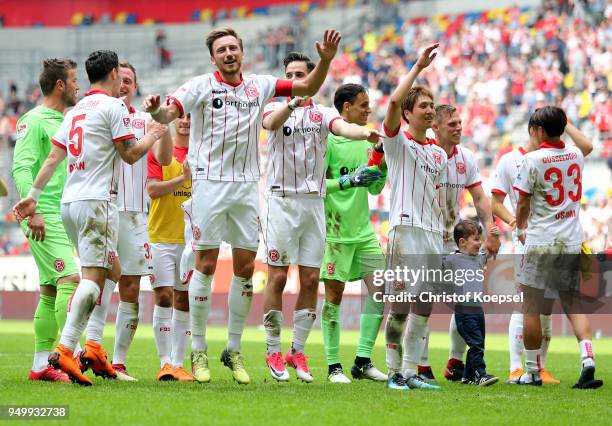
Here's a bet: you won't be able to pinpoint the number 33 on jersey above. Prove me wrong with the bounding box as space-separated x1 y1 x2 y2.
51 90 135 204
513 139 584 245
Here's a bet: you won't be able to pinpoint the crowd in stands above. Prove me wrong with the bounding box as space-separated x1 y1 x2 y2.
1 0 611 256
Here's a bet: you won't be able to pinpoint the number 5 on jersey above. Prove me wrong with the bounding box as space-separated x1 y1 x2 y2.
69 114 86 157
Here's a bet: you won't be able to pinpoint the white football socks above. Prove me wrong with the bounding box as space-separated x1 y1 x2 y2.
384 312 407 375
189 270 212 352
227 276 253 352
525 349 541 374
449 313 467 361
59 279 100 351
402 313 428 376
112 301 139 365
579 339 595 368
153 305 172 367
508 312 524 371
540 314 552 369
86 279 116 343
292 308 316 353
264 310 283 354
171 307 190 368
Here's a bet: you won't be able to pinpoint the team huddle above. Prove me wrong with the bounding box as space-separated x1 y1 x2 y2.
12 27 603 390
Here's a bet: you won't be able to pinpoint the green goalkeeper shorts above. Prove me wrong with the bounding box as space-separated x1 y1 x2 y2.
320 235 385 283
21 213 79 286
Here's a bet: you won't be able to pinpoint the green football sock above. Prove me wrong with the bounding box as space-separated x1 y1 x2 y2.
321 301 341 365
34 294 58 352
356 295 383 358
55 282 78 333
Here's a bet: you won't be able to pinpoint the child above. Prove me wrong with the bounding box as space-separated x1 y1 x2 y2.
443 219 499 386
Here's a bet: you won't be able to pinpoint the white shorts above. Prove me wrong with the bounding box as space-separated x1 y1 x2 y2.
151 242 186 291
117 211 153 276
61 200 118 270
191 180 259 251
518 242 581 291
261 194 325 267
387 225 443 292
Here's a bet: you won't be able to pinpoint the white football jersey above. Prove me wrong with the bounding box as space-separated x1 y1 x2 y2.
52 90 134 203
168 71 292 182
264 100 341 196
491 147 527 215
382 127 448 234
513 141 584 244
117 108 151 212
438 144 482 240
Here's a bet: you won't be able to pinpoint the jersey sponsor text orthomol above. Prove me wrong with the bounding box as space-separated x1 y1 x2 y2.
264 100 342 196
382 126 448 234
117 108 150 212
437 144 481 240
51 90 134 203
513 141 584 244
168 71 292 182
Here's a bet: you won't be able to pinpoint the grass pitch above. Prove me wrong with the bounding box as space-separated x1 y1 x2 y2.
0 320 610 425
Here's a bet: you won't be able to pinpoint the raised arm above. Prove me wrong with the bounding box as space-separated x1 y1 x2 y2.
383 43 438 134
143 94 181 124
291 30 341 97
116 121 170 165
565 122 593 157
148 121 173 166
263 97 310 131
331 120 381 143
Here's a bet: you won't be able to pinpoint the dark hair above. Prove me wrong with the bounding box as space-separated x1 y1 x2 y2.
453 219 482 245
401 85 433 114
119 60 137 85
528 106 567 137
85 50 119 84
39 58 77 96
333 83 367 113
434 104 457 122
283 52 315 73
206 27 243 56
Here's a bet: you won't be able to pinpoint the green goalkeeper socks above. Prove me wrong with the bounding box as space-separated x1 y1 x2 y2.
356 296 383 358
321 301 341 365
55 282 78 333
34 294 58 352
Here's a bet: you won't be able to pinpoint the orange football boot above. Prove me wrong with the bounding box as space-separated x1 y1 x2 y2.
157 363 176 381
540 369 560 384
48 344 93 386
173 366 195 382
80 340 117 379
506 368 524 384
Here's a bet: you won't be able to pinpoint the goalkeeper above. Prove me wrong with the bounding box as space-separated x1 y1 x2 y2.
321 83 388 383
12 59 81 382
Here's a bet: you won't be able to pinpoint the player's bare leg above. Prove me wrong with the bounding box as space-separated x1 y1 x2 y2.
112 275 140 381
284 265 317 383
189 248 217 383
218 248 254 384
263 265 290 381
559 292 603 389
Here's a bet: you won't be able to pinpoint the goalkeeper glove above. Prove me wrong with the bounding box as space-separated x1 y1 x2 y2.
338 165 381 190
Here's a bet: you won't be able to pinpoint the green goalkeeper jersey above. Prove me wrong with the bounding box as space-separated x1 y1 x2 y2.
12 105 66 214
324 134 386 244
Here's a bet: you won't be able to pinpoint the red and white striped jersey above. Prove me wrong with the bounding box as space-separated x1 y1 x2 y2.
491 147 527 215
52 90 134 203
263 100 342 196
513 140 584 244
168 71 292 182
438 144 482 240
117 108 150 212
382 126 448 234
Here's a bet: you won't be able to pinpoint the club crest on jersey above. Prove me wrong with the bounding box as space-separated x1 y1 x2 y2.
244 85 259 97
16 123 28 138
132 119 145 129
326 262 335 275
193 226 202 241
456 162 466 174
54 259 65 272
268 249 280 262
433 152 442 165
122 117 131 127
309 110 322 123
